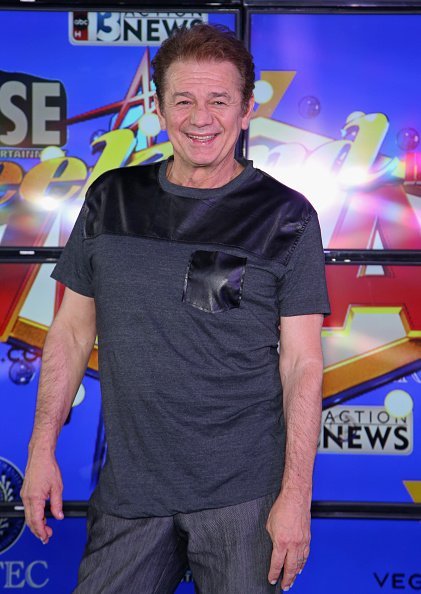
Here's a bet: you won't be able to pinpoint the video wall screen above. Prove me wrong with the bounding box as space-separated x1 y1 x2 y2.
1 9 420 590
247 12 421 250
0 262 102 502
317 264 421 503
0 9 238 247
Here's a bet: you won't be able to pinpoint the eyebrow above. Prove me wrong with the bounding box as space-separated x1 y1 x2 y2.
172 91 232 100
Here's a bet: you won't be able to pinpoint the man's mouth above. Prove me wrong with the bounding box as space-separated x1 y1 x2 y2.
185 133 219 144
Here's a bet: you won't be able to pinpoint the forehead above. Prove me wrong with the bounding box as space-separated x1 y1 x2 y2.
164 59 242 95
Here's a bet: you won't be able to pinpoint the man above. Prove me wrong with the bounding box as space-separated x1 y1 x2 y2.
21 24 330 593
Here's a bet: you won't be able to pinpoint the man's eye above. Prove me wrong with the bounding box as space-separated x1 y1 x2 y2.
213 101 226 106
176 100 191 105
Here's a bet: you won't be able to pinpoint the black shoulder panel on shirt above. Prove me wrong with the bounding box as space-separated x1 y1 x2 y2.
84 164 315 263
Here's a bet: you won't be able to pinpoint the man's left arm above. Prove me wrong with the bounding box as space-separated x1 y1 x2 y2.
266 313 324 591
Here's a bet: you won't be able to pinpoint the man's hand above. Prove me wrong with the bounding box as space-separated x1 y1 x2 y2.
266 491 311 591
20 450 64 544
269 314 323 589
20 288 96 544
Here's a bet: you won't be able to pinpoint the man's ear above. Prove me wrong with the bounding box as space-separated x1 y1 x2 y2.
154 94 167 130
241 95 255 131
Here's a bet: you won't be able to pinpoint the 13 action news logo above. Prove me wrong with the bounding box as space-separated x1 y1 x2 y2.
0 457 25 554
0 72 66 148
318 406 413 455
70 11 208 45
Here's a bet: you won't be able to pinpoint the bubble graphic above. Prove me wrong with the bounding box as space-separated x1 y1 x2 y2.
396 128 420 152
254 80 274 104
39 146 65 161
138 113 161 137
384 389 413 419
72 383 86 407
9 360 35 385
299 96 321 119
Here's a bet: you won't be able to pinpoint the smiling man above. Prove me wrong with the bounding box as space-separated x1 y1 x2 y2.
21 24 330 594
155 58 252 186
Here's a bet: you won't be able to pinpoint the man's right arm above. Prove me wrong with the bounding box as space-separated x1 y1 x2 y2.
20 287 96 544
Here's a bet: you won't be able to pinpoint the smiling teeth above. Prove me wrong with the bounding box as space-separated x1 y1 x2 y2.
188 135 215 140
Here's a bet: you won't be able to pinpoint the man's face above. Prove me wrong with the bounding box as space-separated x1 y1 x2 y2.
156 59 254 174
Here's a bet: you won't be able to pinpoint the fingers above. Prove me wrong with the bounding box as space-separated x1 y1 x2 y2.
21 482 64 544
50 484 64 521
280 548 310 591
280 553 298 590
20 455 64 544
297 545 310 575
265 496 311 589
268 544 286 586
44 524 53 540
22 496 50 543
267 542 310 589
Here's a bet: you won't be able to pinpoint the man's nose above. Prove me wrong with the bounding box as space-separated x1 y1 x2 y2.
189 103 213 126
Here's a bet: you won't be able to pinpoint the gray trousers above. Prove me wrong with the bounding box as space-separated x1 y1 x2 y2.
73 491 283 594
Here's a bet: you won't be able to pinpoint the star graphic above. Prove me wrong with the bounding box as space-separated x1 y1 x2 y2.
65 48 156 143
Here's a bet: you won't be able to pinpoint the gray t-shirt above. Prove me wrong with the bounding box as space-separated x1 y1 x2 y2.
51 159 330 517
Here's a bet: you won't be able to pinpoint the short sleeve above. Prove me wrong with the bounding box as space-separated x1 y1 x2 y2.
278 212 330 317
50 202 94 297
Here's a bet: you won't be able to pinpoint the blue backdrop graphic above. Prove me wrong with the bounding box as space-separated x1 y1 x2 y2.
250 13 421 159
1 8 420 593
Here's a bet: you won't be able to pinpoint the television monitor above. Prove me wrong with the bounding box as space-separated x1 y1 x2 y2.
247 10 421 251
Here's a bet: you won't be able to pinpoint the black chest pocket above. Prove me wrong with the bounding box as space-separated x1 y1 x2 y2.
182 250 247 313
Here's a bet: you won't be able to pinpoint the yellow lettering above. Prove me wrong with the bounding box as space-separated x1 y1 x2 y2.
128 141 173 167
249 112 405 190
82 129 136 195
20 157 87 205
304 112 392 187
0 161 24 205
